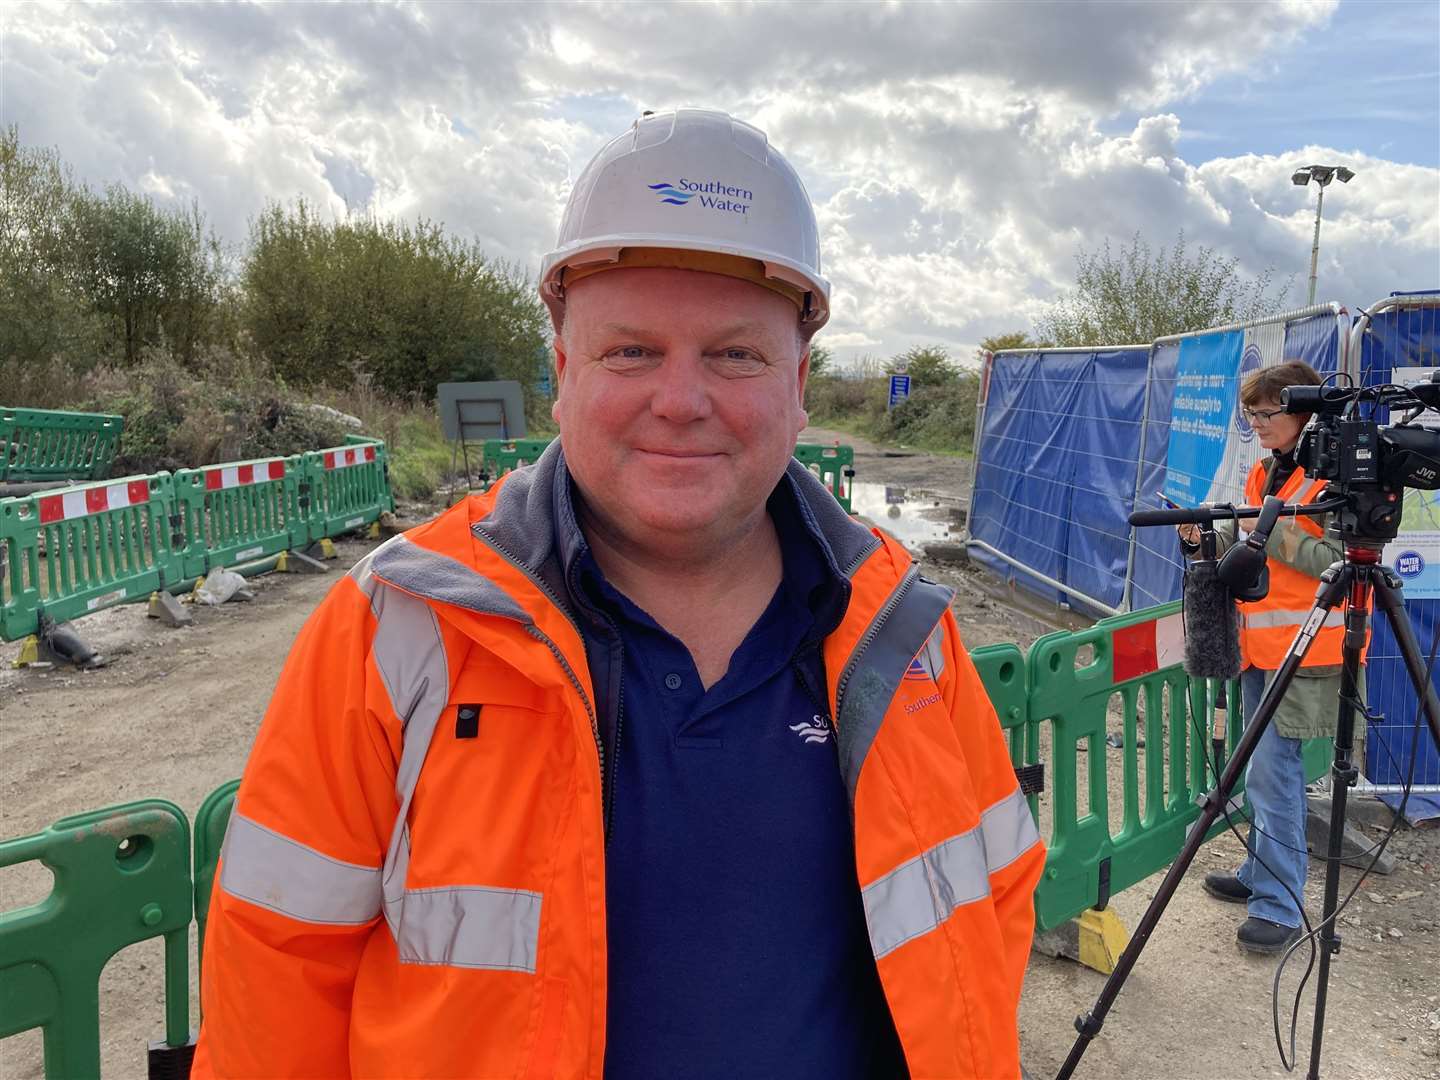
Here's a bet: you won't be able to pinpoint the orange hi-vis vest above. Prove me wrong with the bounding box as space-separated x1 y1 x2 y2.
1238 458 1342 670
192 451 1045 1079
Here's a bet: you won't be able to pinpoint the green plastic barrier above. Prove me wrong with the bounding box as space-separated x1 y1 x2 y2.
0 474 181 642
1024 601 1334 932
791 442 855 512
481 439 555 487
0 801 193 1078
0 407 124 484
971 643 1040 818
303 439 395 541
192 780 239 985
171 457 308 578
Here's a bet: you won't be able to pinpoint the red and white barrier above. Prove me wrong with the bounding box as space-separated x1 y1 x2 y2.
1110 611 1186 682
204 460 286 491
38 480 151 525
323 445 376 470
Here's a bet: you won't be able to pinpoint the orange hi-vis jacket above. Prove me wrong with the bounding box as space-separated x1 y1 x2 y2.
1238 458 1342 670
193 449 1045 1079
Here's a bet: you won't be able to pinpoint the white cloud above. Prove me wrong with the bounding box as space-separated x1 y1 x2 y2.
2 0 1432 369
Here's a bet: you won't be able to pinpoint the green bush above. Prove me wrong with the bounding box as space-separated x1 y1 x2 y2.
78 348 350 475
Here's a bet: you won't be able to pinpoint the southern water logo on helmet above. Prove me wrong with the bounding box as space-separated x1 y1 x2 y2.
647 179 753 214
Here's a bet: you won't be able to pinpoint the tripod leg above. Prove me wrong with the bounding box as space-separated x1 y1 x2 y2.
1370 569 1440 754
1307 562 1374 1080
1055 567 1349 1080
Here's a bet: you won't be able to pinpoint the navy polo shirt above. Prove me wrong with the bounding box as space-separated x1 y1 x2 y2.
576 484 906 1079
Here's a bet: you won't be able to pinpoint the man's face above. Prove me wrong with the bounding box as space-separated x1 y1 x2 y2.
553 266 809 550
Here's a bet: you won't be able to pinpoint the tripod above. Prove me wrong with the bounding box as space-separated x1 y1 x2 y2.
1058 532 1440 1080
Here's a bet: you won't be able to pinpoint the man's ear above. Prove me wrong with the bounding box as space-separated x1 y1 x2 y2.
795 345 810 433
550 337 567 424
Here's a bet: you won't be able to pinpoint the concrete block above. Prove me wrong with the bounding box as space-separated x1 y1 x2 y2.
283 549 330 574
302 538 338 561
1306 794 1397 874
147 590 193 627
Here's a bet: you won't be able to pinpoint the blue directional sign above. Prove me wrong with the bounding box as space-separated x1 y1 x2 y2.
888 374 912 409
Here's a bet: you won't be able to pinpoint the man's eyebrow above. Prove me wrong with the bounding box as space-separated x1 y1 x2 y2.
591 322 786 345
593 323 656 340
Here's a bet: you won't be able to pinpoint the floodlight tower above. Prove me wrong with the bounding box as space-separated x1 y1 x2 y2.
1292 163 1355 306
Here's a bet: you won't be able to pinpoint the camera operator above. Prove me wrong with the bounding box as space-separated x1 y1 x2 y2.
1177 360 1365 955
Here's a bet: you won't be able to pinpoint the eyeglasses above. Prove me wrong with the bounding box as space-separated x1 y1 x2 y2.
1242 407 1285 424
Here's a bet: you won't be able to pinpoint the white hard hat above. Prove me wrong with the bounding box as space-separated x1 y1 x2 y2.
540 108 830 333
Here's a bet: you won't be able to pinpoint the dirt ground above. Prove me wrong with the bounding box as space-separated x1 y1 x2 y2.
1 433 1436 1079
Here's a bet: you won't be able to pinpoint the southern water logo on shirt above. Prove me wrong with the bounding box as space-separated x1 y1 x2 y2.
789 714 831 745
648 178 752 214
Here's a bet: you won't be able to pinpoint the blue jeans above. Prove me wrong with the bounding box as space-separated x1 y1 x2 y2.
1235 666 1307 928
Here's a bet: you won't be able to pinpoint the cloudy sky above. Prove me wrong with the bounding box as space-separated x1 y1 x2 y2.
3 0 1437 366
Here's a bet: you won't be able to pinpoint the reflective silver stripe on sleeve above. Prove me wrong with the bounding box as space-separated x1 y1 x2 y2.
981 788 1042 875
219 812 382 925
1243 608 1344 631
863 829 989 960
863 790 1041 961
391 886 542 972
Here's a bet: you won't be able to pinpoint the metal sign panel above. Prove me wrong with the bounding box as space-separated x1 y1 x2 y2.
436 381 527 441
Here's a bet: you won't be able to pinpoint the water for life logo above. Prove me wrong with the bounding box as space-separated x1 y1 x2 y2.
1396 550 1426 577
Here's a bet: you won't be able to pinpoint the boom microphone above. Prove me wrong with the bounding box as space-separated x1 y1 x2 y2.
1129 507 1199 527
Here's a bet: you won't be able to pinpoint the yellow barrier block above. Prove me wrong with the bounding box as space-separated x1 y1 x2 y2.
367 521 381 540
276 552 289 573
1076 907 1130 975
1032 905 1132 976
318 538 337 559
10 636 39 668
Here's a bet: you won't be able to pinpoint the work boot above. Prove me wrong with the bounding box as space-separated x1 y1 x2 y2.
1236 917 1303 955
1202 871 1252 904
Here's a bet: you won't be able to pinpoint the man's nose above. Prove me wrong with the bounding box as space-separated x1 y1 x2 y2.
648 352 712 423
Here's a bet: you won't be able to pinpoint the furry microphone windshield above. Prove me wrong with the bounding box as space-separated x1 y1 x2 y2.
1183 559 1241 681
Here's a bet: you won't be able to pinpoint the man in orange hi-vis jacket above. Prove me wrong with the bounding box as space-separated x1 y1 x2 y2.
194 109 1045 1080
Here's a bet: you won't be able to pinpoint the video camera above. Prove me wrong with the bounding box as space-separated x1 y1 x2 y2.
1280 372 1440 543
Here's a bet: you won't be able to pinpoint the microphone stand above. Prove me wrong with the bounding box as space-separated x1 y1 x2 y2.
1057 498 1440 1080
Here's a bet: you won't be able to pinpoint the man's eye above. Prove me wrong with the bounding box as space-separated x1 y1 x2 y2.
717 349 765 372
611 346 648 359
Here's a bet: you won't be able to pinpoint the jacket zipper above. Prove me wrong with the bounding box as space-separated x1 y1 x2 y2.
834 566 918 719
472 530 606 813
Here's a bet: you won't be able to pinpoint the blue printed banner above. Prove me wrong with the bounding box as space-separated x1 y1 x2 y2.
1164 330 1242 507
